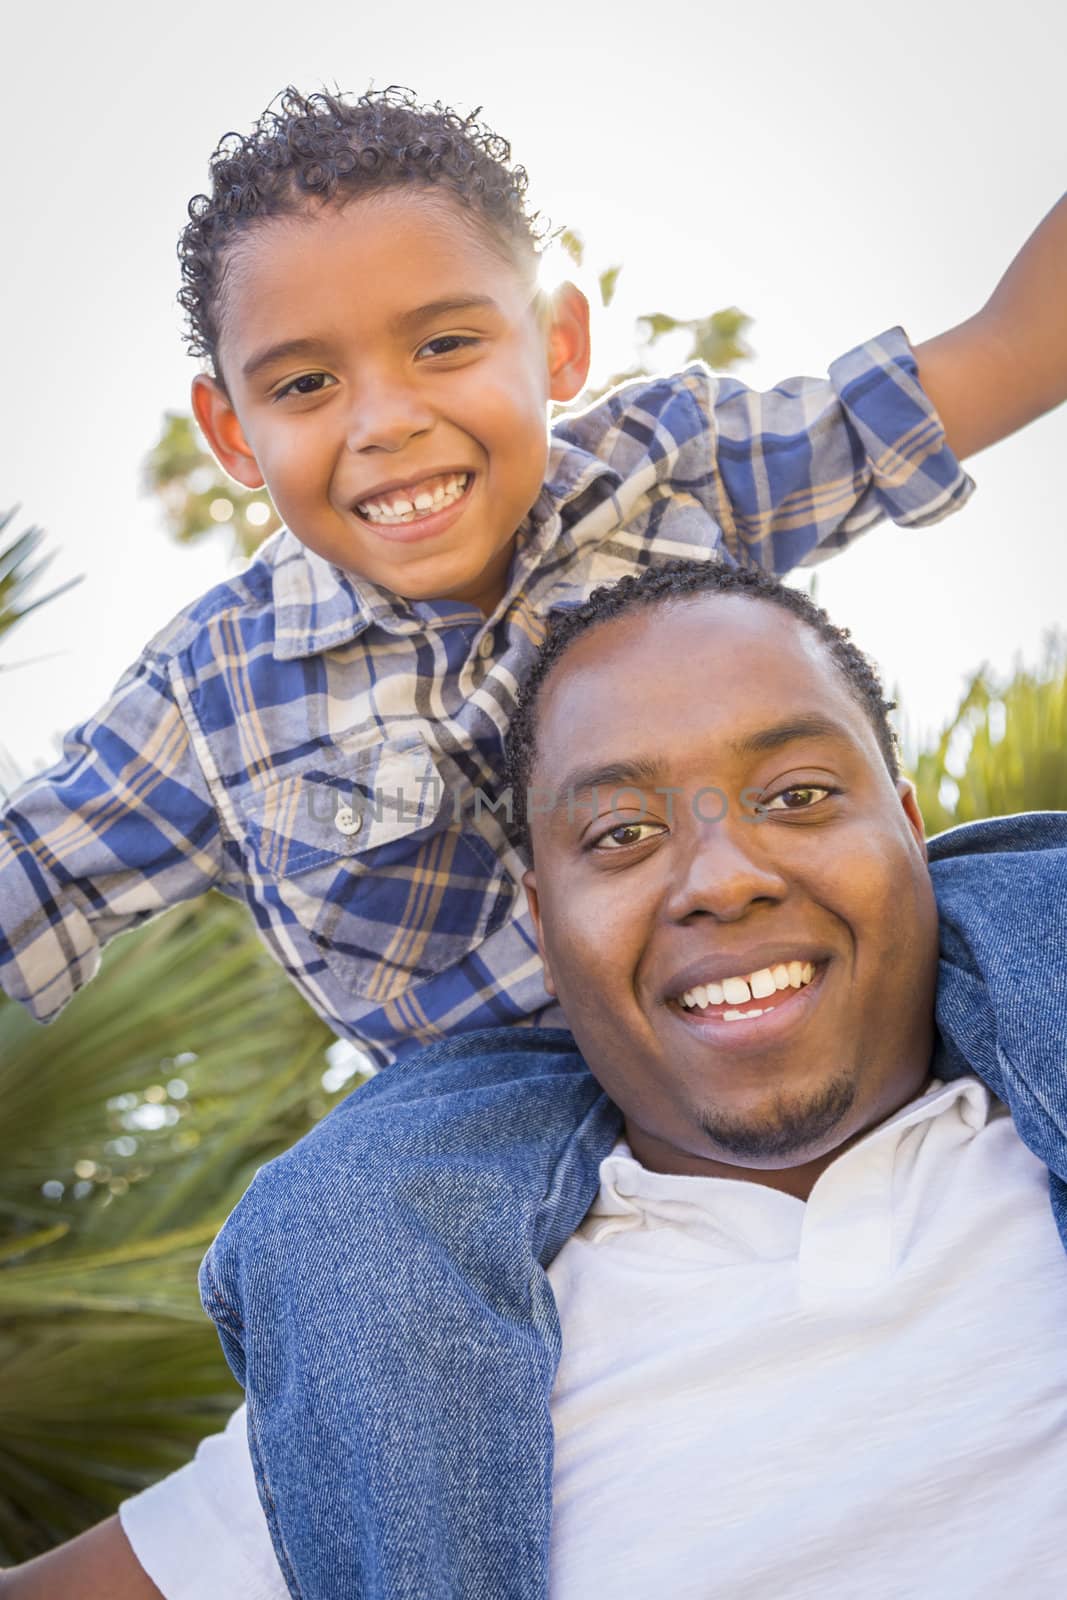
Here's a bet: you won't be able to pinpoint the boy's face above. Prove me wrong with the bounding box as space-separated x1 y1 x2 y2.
193 191 590 614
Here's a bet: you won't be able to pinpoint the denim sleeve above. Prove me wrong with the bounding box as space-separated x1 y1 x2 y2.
0 650 224 1021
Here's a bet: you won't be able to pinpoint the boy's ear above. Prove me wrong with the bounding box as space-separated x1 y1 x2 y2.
545 282 592 405
522 868 557 997
190 375 266 490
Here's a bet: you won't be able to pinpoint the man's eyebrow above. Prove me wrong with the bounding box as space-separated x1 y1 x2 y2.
242 337 331 381
548 717 855 806
388 295 500 334
729 714 857 758
549 756 665 803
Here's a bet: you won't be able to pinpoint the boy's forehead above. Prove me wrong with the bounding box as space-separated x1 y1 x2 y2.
220 190 535 344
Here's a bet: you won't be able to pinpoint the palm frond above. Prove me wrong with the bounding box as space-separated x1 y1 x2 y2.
0 893 365 1562
0 510 82 655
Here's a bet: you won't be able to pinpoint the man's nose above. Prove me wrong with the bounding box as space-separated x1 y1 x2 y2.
345 376 434 454
664 814 788 924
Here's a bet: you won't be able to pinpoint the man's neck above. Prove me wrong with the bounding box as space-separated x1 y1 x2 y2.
624 1073 935 1201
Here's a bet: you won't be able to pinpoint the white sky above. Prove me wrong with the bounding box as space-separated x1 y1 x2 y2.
2 0 1065 776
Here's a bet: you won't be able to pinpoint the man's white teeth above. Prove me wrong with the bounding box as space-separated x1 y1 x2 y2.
358 472 469 524
679 962 815 1013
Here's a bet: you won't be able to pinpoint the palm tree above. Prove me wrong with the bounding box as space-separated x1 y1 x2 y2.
910 634 1067 833
0 896 354 1561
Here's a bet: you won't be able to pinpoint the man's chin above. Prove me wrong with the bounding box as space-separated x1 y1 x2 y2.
697 1069 858 1166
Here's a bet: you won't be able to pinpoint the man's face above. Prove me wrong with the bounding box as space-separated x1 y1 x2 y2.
524 596 940 1184
193 190 589 615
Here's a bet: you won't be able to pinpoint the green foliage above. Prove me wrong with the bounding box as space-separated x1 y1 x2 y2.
0 894 362 1562
638 305 753 371
910 634 1067 835
144 413 280 558
557 227 584 267
0 512 81 661
597 265 622 308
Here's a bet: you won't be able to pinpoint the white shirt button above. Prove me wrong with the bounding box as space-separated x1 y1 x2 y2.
478 632 495 660
334 805 363 837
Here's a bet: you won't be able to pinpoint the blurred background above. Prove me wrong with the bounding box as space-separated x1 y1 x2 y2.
1 0 1065 1560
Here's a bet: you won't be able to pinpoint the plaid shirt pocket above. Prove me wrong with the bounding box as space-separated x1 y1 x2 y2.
242 738 513 1004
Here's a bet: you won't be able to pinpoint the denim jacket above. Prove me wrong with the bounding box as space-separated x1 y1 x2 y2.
201 811 1067 1600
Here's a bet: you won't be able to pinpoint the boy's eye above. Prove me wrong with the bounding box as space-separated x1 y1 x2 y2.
592 821 666 851
758 785 834 813
274 372 337 400
416 335 480 360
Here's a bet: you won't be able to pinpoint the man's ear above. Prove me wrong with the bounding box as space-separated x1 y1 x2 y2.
191 375 266 489
897 777 928 852
545 282 592 405
522 868 557 997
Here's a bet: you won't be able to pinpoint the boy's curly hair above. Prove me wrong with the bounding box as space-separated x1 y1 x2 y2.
505 560 900 843
178 86 546 376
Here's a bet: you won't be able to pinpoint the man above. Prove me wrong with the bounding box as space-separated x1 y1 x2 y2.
7 562 1067 1597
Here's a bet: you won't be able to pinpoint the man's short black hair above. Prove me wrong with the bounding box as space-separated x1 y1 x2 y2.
505 560 900 841
178 85 545 377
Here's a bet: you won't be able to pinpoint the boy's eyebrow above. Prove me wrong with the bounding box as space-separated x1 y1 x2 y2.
242 337 331 381
389 296 500 333
241 299 499 381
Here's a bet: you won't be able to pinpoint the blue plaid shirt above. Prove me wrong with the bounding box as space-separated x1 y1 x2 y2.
0 331 973 1063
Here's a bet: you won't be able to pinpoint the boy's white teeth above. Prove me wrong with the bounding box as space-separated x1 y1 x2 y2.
358 472 469 523
679 961 815 1013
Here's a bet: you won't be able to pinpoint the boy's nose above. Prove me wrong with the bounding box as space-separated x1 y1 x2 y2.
345 380 435 454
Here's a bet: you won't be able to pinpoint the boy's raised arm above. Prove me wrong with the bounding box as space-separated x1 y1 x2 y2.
914 192 1067 461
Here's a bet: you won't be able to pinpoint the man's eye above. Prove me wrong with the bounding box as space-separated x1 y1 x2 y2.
592 821 664 851
416 335 479 359
759 786 833 813
274 372 336 400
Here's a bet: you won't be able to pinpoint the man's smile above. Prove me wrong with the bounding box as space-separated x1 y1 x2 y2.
676 957 818 1017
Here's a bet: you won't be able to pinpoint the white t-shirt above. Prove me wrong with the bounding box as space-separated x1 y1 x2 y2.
122 1078 1067 1596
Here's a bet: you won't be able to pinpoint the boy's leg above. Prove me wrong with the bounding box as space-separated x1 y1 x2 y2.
200 1026 619 1600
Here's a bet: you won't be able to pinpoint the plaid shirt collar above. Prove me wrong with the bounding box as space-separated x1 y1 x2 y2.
269 433 621 661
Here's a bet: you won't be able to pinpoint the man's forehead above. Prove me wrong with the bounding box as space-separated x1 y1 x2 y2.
532 598 868 778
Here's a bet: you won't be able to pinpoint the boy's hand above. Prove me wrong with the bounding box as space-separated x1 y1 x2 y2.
914 192 1067 459
0 1517 163 1599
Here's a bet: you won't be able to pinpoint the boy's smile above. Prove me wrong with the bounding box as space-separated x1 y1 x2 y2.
193 191 590 614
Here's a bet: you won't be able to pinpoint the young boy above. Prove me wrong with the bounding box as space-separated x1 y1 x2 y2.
1 82 1066 1599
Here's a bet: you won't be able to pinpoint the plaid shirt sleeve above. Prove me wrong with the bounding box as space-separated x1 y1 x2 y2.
572 327 975 575
0 647 224 1022
701 326 974 573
